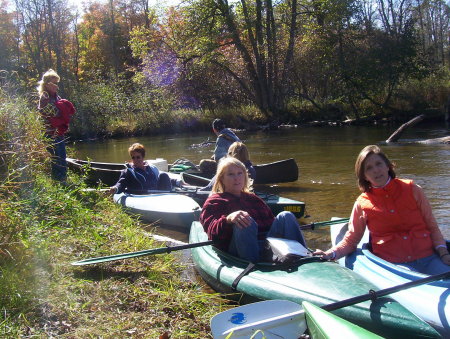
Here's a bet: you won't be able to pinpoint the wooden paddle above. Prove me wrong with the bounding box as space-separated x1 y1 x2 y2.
71 240 214 266
211 271 450 338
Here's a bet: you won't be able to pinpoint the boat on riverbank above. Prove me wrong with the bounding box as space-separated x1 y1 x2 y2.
113 192 201 228
67 157 299 186
189 221 440 338
181 172 305 218
211 300 384 339
67 157 169 186
331 220 450 335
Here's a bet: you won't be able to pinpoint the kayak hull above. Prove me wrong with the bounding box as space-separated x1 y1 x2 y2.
331 220 450 334
211 300 382 339
190 221 439 338
114 193 201 228
303 301 383 339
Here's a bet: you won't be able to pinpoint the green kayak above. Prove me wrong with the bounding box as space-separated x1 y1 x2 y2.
189 221 440 339
303 301 383 339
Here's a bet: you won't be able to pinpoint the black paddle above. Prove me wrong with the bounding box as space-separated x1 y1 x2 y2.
71 218 349 266
322 270 450 311
71 240 214 266
299 218 349 230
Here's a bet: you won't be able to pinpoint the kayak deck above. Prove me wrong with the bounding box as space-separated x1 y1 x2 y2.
331 220 450 335
190 221 440 338
114 192 201 228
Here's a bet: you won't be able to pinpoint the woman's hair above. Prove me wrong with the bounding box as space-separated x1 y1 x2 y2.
37 69 60 96
355 145 396 192
128 143 146 158
212 157 251 193
227 142 250 163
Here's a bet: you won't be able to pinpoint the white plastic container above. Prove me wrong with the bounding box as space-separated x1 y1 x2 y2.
147 158 168 172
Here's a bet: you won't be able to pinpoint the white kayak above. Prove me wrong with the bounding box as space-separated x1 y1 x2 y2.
113 192 201 228
331 218 450 335
211 300 384 339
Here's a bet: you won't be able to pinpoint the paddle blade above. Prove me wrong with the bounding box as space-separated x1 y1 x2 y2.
211 300 306 339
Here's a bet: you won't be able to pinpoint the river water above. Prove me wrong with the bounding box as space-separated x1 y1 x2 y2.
70 123 450 248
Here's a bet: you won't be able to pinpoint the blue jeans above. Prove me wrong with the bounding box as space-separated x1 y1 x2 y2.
48 136 67 182
228 211 306 262
397 254 450 275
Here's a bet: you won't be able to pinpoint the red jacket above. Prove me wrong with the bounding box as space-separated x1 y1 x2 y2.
50 99 75 136
358 179 434 263
200 192 274 251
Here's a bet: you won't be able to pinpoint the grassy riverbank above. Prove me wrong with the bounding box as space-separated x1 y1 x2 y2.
0 92 227 338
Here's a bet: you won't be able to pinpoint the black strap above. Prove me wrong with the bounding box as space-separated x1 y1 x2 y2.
231 262 256 290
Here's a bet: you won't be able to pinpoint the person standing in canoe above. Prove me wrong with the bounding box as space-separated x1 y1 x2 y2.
200 157 306 262
37 69 75 183
109 143 171 194
315 145 450 275
199 119 241 176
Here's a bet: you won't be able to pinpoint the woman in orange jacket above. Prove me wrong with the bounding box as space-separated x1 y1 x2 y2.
315 145 450 275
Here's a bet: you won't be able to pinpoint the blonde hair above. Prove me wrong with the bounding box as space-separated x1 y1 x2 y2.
37 69 60 96
212 157 251 193
227 142 250 163
128 143 146 158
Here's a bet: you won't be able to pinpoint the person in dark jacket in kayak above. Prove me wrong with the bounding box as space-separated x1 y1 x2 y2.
200 157 306 262
109 143 171 194
314 145 450 275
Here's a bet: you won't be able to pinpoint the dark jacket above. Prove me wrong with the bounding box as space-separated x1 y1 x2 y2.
113 162 160 193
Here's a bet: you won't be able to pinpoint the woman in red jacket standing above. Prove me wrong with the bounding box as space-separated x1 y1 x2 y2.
315 145 450 274
37 69 75 183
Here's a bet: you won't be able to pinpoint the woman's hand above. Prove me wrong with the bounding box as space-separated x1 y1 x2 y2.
109 186 118 195
227 210 252 228
440 254 450 266
436 247 450 266
313 249 336 260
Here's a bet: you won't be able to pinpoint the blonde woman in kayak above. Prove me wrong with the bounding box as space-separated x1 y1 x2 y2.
200 157 306 262
315 145 450 274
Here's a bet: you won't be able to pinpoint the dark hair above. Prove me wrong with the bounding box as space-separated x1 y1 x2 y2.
128 143 146 158
355 145 396 192
212 118 226 131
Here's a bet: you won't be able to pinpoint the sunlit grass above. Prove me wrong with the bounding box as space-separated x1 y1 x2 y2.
0 90 226 337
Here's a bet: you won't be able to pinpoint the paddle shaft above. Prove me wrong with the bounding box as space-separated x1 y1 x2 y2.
299 218 349 230
322 270 450 312
71 240 214 266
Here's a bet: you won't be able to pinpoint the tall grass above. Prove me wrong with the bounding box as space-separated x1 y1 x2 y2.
0 80 226 337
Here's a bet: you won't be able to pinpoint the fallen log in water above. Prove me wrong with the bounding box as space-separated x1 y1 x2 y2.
386 114 449 144
386 115 425 143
